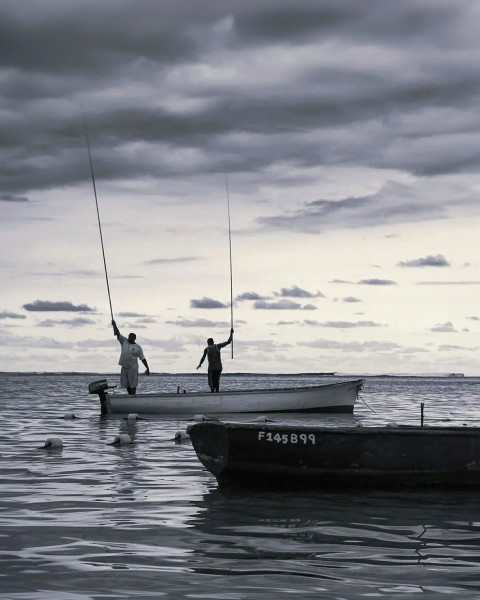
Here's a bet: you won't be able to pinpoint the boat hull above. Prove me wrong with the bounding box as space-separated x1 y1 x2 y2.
95 379 364 416
189 421 480 489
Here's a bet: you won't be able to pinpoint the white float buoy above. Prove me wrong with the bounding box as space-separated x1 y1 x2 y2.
174 429 190 441
193 414 206 422
126 413 139 421
111 433 132 446
386 422 399 428
253 415 269 423
42 437 64 449
63 412 76 420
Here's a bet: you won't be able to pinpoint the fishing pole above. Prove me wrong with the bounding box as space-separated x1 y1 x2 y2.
84 121 114 321
225 173 234 359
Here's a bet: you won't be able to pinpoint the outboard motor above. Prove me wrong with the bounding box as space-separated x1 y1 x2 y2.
88 379 116 415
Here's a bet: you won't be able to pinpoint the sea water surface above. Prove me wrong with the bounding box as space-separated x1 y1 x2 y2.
1 372 480 599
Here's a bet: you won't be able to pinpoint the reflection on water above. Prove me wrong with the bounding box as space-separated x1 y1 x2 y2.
1 373 480 598
186 488 480 596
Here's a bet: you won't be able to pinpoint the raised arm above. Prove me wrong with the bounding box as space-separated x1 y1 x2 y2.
112 319 120 338
217 328 234 349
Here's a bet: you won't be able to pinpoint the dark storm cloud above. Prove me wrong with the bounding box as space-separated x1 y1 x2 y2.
257 184 444 233
357 279 397 286
398 254 450 267
0 194 28 202
0 311 25 319
1 0 480 208
23 300 95 312
273 285 324 298
254 299 317 310
190 297 228 309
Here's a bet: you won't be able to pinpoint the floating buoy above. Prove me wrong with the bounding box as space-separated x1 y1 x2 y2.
63 412 76 420
126 413 139 421
253 415 269 423
174 429 190 441
193 414 206 422
355 422 365 428
111 434 132 446
386 422 398 428
41 437 64 449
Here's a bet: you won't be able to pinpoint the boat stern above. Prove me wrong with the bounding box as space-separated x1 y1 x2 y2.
88 379 116 415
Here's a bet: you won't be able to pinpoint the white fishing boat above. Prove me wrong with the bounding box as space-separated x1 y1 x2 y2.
89 378 364 416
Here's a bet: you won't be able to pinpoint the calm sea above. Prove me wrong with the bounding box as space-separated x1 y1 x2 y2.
2 372 480 599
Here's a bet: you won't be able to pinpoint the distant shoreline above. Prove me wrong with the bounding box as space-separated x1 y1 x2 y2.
0 371 475 378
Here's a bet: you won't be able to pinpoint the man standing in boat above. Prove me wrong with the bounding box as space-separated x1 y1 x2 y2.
112 320 150 395
197 328 234 392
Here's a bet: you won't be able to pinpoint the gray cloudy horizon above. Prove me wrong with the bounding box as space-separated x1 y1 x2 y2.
1 0 480 375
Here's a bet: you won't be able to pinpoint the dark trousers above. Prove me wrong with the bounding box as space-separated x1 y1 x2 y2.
208 369 222 392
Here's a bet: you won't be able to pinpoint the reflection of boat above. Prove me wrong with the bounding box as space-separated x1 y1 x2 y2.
189 421 480 489
89 378 364 416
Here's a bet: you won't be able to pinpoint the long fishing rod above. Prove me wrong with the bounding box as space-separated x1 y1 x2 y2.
84 122 114 321
225 173 234 359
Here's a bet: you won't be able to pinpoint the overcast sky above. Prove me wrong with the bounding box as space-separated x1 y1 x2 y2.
2 0 480 375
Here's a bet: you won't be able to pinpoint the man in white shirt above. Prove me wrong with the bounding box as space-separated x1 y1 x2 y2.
112 320 150 395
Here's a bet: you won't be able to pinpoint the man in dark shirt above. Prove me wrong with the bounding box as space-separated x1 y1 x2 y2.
197 328 234 392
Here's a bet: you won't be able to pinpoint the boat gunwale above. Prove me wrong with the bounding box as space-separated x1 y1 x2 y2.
105 378 364 400
199 421 480 435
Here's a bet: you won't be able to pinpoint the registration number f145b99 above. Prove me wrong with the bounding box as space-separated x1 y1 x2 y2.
257 431 316 445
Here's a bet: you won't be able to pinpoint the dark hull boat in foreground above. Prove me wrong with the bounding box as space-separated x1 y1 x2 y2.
189 421 480 489
89 378 363 416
